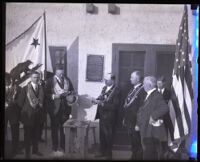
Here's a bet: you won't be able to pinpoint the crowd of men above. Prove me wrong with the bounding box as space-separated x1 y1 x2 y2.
5 66 77 159
92 71 172 160
5 67 173 160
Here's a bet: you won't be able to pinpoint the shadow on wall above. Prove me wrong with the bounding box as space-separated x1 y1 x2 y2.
70 94 100 145
75 94 96 121
77 94 94 109
67 37 97 122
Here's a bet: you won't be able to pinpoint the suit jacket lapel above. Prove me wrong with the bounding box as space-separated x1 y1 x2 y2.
31 84 39 97
142 90 157 108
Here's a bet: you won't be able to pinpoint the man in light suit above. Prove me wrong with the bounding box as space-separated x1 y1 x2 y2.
123 71 146 160
45 66 77 156
136 76 169 160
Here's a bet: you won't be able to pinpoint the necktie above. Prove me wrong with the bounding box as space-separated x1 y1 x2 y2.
35 85 38 93
60 77 64 89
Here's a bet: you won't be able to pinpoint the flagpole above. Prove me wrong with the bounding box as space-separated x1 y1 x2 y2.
44 11 47 78
43 11 48 146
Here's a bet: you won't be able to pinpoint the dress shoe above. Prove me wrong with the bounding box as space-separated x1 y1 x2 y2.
52 151 58 157
16 149 24 155
39 138 45 143
56 150 64 157
25 153 31 159
95 152 106 158
32 151 43 156
10 152 17 159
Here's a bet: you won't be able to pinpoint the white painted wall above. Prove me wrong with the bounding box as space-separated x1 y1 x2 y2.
6 3 197 148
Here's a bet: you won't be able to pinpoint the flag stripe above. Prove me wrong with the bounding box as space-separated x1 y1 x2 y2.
166 112 175 141
168 100 179 139
168 5 194 152
173 75 189 136
171 87 185 138
184 79 193 120
184 100 191 134
185 58 194 99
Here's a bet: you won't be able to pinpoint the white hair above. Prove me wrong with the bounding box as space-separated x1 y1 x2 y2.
144 76 157 88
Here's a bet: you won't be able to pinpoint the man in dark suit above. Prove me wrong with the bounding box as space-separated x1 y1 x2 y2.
123 71 146 160
157 76 171 104
5 74 22 157
92 73 120 160
45 66 77 156
38 73 46 143
18 71 44 159
136 76 169 160
157 76 172 159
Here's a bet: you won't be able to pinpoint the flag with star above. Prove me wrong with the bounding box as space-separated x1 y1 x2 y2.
167 5 194 153
6 13 53 87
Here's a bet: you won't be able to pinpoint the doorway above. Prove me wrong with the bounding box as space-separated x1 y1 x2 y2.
49 46 67 76
112 43 175 128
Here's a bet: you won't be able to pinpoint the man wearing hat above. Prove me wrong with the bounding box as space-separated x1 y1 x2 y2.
45 66 77 156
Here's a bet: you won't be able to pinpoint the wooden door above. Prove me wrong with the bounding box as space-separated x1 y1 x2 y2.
112 43 175 127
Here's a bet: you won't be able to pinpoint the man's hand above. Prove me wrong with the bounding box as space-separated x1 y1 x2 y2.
5 102 8 109
122 119 126 127
99 101 104 106
149 116 156 124
53 94 61 99
135 125 140 131
61 92 71 98
149 116 163 126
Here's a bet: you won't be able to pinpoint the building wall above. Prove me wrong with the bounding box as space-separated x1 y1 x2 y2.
6 3 197 146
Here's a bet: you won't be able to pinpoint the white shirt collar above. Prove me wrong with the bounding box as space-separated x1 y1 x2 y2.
8 84 12 89
55 75 59 80
145 88 156 100
134 83 142 89
31 82 38 88
55 75 63 83
158 88 165 93
105 84 114 92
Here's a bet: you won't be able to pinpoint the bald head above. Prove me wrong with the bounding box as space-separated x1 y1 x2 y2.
104 73 115 86
143 76 157 92
130 71 142 85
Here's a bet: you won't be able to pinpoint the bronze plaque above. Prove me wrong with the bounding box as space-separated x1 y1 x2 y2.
86 55 104 82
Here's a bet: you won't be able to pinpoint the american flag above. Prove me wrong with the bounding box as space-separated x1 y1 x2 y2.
168 5 194 152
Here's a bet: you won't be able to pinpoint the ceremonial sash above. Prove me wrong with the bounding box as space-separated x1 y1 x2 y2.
27 82 43 109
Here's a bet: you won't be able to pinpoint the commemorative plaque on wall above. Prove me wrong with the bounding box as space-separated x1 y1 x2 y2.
86 55 104 82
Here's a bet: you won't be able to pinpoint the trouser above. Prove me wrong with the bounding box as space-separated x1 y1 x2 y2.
158 141 169 160
50 112 69 151
99 120 114 157
142 137 161 160
5 112 20 154
128 129 143 160
10 123 20 153
38 122 44 139
24 124 40 156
